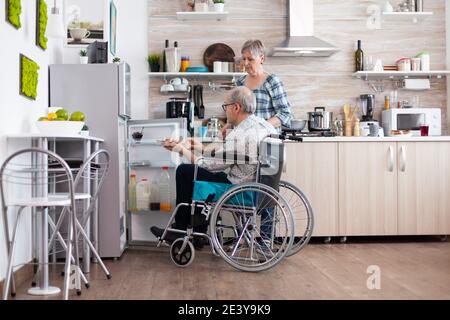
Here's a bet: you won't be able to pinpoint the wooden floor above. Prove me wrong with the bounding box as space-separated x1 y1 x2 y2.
11 238 450 300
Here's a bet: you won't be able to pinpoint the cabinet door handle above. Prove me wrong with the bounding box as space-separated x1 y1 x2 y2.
388 146 394 172
400 145 406 172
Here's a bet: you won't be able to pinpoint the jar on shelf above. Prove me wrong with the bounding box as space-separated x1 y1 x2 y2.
180 56 190 72
396 58 411 72
410 58 421 71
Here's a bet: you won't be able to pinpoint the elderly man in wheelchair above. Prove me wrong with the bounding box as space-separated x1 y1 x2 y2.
150 87 300 271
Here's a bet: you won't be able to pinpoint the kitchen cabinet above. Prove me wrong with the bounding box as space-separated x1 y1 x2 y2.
397 142 450 235
338 143 397 236
282 142 339 236
284 139 450 237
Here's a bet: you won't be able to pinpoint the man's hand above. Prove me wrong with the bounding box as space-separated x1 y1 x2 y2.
162 139 184 154
220 123 233 139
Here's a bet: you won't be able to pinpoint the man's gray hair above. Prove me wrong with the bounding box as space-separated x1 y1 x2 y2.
241 40 266 58
230 87 257 114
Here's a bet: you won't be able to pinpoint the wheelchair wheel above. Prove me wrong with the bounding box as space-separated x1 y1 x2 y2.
278 181 314 257
209 183 295 272
170 238 195 268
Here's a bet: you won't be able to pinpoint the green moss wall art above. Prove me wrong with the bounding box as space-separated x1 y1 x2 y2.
36 0 48 50
6 0 22 29
20 54 40 100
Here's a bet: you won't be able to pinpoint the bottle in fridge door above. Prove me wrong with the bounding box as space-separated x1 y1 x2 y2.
136 179 151 211
150 180 160 211
159 167 172 212
128 171 137 212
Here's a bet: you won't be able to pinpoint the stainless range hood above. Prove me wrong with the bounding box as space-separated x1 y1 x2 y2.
271 0 339 57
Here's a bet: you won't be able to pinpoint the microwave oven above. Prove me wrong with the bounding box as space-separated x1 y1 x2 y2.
382 108 441 136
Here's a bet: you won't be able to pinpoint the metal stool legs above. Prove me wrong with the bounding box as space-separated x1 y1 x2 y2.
2 207 24 300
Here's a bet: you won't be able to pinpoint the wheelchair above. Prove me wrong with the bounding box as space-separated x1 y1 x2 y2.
155 134 314 272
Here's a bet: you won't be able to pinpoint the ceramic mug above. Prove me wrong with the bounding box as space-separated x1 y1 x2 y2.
170 78 188 86
160 83 175 93
221 62 229 73
213 61 222 73
70 28 91 41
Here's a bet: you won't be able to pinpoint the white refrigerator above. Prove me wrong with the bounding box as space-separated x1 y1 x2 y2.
49 63 187 254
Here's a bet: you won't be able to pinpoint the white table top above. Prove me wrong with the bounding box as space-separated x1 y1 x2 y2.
7 134 104 142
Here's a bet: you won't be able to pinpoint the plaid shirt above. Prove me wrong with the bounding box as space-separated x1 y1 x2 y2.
236 74 293 127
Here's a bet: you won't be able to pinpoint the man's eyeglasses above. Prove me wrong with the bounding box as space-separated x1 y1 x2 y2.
221 103 235 111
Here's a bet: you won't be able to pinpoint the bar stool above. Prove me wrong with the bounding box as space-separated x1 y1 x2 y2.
0 148 81 300
47 149 112 286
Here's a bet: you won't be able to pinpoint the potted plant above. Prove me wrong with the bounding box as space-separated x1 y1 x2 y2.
213 0 225 12
79 50 88 64
147 54 161 72
113 57 121 64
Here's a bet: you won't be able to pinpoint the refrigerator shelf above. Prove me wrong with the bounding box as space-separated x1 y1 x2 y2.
129 139 163 146
129 161 177 168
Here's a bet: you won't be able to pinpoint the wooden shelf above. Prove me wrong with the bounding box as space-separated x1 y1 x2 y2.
382 11 433 23
353 71 450 80
176 11 229 21
149 72 246 80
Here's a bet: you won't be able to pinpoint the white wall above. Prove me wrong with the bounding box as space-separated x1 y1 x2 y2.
447 1 450 131
0 0 52 281
114 0 148 120
62 0 149 119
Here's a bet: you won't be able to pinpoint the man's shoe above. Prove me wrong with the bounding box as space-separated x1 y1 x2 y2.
150 226 181 244
193 237 209 250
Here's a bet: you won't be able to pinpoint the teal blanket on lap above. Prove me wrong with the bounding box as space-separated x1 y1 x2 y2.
192 180 256 207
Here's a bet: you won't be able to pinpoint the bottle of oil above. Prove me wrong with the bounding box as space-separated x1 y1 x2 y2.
162 39 169 72
128 171 137 212
355 40 364 72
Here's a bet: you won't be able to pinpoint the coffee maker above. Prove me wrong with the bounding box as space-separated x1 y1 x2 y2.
359 94 383 137
166 98 195 136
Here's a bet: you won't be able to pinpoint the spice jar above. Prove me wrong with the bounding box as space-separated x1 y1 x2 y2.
384 95 391 110
410 58 421 71
397 58 411 71
180 56 190 72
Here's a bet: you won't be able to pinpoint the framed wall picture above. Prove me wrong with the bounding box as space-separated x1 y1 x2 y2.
6 0 22 29
20 54 40 100
64 0 105 47
36 0 48 50
109 1 117 56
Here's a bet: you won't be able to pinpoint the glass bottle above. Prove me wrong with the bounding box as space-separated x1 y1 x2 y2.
163 39 169 72
150 180 160 211
159 167 172 212
355 40 364 72
128 172 137 212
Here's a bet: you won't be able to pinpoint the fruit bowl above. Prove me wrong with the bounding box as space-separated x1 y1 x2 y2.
36 121 85 136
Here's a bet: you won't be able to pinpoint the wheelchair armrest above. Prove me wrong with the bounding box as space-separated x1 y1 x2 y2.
207 150 257 164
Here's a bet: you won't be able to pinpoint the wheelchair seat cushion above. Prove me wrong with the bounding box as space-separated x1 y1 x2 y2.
192 180 256 207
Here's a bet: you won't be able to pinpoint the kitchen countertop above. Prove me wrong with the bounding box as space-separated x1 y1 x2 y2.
292 136 450 143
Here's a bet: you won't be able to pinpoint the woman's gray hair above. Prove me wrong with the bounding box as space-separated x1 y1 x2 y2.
230 87 257 114
241 40 266 58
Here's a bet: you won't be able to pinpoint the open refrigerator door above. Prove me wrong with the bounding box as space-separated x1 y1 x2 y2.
126 118 188 245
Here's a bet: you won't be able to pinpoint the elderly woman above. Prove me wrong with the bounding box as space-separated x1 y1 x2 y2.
222 40 293 136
